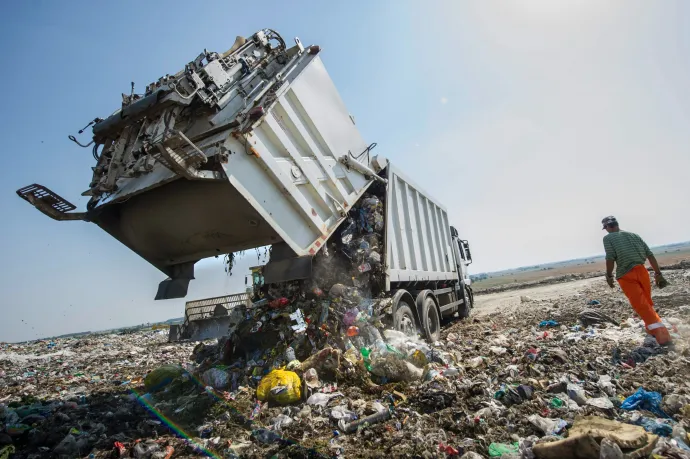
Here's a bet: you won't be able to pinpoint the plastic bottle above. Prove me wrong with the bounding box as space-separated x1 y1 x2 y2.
374 339 388 352
443 367 461 377
133 440 161 458
360 347 372 371
365 325 383 342
672 425 690 452
319 301 330 324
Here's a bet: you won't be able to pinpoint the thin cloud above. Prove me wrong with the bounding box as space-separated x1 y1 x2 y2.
440 97 448 104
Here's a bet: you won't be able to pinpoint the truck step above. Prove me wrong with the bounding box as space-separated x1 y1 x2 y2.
16 184 77 213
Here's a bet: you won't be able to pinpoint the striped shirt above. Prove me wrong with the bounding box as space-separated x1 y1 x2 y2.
603 230 653 279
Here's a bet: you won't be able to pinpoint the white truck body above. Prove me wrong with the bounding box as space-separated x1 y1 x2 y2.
385 165 456 287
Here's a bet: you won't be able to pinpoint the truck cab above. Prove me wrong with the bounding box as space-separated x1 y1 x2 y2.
245 265 265 299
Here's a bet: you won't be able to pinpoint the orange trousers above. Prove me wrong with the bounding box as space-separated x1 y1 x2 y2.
617 265 671 345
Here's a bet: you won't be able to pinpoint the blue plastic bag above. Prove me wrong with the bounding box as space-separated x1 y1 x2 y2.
539 320 559 328
620 387 670 418
635 416 673 436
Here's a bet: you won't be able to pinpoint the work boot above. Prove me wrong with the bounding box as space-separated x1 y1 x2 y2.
650 326 672 346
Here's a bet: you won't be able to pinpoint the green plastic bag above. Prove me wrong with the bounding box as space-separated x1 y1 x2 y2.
488 442 519 457
144 364 186 392
0 445 16 459
550 397 564 408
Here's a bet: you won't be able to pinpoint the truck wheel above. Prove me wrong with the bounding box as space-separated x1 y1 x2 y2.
421 297 441 342
458 286 473 319
394 300 419 337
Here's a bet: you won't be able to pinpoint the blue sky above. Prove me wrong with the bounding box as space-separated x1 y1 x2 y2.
1 1 689 342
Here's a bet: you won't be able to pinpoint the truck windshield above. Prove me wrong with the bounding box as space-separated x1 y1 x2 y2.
457 241 466 260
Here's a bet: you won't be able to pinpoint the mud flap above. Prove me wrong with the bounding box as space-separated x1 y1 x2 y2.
168 324 181 342
155 262 195 300
262 242 313 284
156 278 191 300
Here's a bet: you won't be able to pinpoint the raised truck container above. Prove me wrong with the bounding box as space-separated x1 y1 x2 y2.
17 29 473 340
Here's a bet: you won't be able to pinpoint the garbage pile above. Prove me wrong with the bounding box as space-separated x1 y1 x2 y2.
0 331 196 458
2 262 690 458
192 189 397 394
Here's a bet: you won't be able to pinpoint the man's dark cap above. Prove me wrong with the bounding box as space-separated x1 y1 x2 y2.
601 216 618 229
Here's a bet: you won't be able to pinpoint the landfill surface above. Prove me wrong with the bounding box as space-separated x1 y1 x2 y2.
1 267 689 458
2 185 690 459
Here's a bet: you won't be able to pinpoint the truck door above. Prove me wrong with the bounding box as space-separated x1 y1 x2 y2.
449 227 470 286
453 239 470 285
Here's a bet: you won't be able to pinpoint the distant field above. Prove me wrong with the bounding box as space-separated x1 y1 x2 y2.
472 247 690 292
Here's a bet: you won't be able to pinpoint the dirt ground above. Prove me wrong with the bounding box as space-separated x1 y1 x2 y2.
473 276 606 317
472 250 690 292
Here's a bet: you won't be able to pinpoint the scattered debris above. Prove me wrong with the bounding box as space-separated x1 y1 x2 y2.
1 269 688 457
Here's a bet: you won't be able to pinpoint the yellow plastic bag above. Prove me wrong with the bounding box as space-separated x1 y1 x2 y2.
409 350 428 368
256 370 301 405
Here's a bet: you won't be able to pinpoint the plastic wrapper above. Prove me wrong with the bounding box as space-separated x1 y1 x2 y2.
587 397 614 409
567 383 588 406
270 414 293 431
340 221 357 246
252 428 282 445
527 414 567 435
369 353 423 382
306 392 343 407
599 438 625 459
202 368 230 390
488 442 519 457
634 416 673 436
330 405 357 423
357 262 372 273
467 356 485 368
304 368 320 389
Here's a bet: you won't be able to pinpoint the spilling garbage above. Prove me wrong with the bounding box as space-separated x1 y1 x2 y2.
2 264 690 457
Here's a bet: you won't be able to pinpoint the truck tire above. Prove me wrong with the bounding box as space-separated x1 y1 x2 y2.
394 300 419 337
458 286 473 319
421 296 441 342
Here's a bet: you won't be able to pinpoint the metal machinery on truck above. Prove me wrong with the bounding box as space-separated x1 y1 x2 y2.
16 28 474 341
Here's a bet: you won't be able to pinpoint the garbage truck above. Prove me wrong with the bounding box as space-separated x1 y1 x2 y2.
16 28 474 341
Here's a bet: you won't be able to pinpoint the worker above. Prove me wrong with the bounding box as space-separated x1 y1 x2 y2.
601 216 671 345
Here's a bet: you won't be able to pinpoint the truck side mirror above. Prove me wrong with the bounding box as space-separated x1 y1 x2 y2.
462 240 472 265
